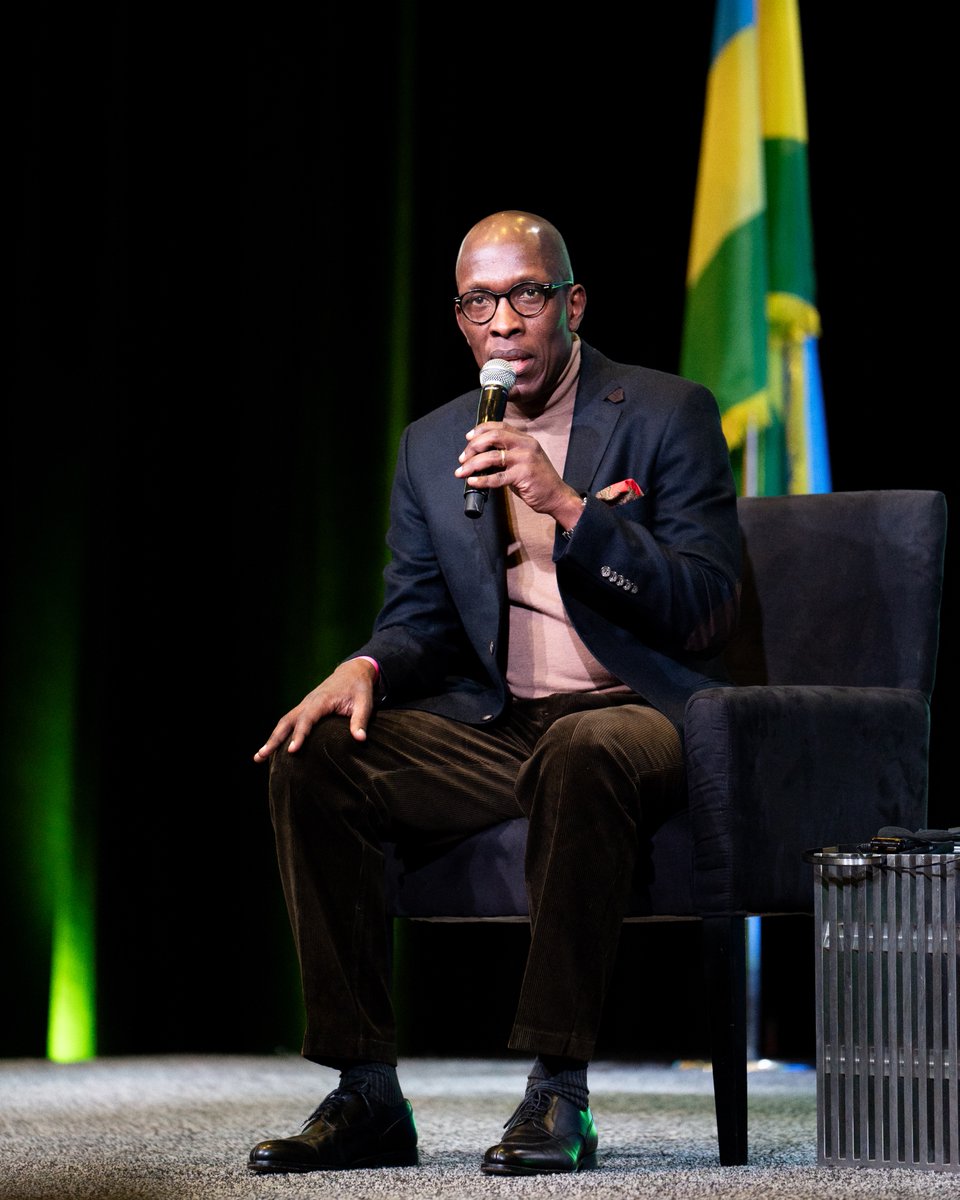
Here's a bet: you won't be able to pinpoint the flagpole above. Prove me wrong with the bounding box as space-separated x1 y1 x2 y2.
741 419 761 1066
681 0 831 1069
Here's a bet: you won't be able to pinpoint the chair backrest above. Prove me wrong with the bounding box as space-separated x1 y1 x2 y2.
724 490 947 698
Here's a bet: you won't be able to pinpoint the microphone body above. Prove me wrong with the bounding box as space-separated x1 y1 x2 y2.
464 359 517 519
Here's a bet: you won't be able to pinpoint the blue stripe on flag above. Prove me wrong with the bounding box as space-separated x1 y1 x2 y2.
711 0 756 58
803 339 831 493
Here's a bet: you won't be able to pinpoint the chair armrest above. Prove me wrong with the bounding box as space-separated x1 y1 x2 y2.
683 685 930 914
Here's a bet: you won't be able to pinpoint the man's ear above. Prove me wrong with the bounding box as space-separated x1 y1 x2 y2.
567 284 587 332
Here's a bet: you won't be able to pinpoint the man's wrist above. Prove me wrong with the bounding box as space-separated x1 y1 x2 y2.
559 494 588 540
352 655 387 703
353 655 380 682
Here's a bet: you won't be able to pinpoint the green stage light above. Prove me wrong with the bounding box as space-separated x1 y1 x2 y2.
47 892 96 1062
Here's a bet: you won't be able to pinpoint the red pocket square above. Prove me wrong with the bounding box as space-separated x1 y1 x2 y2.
595 479 644 505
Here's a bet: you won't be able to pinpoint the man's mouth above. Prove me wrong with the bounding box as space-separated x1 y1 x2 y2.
494 352 531 373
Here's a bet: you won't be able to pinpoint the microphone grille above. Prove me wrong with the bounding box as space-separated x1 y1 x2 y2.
479 359 517 391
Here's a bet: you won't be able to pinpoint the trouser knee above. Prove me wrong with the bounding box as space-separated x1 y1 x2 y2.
267 715 365 827
517 704 683 823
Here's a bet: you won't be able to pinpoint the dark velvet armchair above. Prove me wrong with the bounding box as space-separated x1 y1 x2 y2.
385 489 947 1165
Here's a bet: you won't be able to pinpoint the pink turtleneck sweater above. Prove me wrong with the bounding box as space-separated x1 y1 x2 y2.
502 337 628 700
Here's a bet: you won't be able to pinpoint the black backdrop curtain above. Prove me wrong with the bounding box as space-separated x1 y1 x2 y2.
6 2 953 1059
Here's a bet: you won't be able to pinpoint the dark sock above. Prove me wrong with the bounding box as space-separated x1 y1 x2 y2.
338 1061 403 1106
526 1055 589 1111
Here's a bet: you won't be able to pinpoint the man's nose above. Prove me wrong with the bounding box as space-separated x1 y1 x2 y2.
487 294 523 335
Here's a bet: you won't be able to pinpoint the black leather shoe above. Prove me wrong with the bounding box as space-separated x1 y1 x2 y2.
481 1088 598 1175
248 1087 419 1172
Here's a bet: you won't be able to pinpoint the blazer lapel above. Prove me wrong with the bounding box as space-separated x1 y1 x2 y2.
471 486 507 585
563 352 625 495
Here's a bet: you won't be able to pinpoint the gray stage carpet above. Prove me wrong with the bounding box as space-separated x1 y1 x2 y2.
1 1055 955 1199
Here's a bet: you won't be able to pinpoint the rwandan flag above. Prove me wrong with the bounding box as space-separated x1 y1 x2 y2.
681 0 830 497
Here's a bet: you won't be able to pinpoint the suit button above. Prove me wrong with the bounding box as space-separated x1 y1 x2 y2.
489 641 495 654
601 565 611 578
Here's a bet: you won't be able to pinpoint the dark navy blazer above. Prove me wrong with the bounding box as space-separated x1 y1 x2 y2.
352 341 742 733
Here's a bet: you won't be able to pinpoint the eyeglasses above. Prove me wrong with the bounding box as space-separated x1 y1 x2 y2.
454 279 573 325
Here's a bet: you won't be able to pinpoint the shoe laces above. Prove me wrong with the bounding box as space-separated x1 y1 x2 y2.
503 1087 554 1132
303 1082 369 1130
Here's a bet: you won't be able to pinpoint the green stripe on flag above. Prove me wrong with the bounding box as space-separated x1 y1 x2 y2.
681 212 769 450
764 137 816 309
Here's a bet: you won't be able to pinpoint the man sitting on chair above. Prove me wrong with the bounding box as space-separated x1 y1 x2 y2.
249 209 741 1176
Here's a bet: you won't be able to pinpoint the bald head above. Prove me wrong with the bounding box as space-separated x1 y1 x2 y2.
455 211 573 288
453 210 586 408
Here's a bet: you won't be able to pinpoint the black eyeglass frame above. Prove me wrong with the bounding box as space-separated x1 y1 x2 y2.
453 279 574 324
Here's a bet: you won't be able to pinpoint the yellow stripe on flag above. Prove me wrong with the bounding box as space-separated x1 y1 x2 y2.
686 24 764 286
759 0 808 142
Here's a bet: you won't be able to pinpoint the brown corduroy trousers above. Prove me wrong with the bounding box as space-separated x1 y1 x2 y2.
267 691 683 1067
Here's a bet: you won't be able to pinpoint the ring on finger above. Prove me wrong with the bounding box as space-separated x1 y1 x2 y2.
500 448 506 469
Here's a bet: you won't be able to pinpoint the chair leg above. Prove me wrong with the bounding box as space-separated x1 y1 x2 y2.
702 914 748 1165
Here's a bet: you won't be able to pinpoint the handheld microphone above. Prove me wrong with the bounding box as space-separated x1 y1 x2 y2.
464 358 517 519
